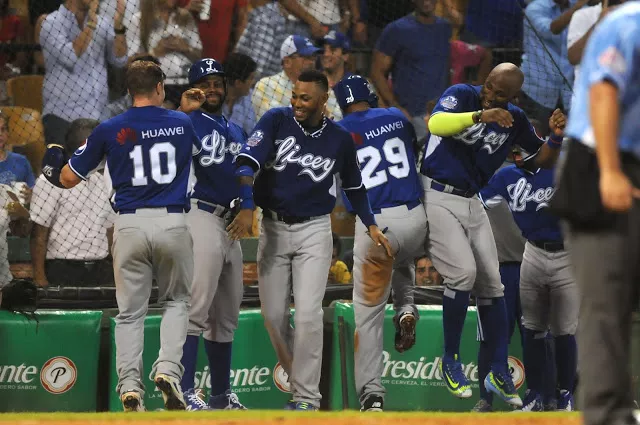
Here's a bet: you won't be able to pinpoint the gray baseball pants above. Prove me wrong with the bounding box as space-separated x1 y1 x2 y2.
257 214 333 408
113 208 194 397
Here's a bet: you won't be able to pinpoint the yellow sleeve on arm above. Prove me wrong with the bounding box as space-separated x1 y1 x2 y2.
428 111 477 137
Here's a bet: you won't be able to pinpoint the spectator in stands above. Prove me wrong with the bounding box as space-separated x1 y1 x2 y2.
461 0 527 50
279 0 349 41
320 30 351 88
415 255 442 287
127 0 202 108
0 112 35 196
519 0 576 135
40 0 127 146
329 233 351 284
222 52 257 135
357 0 414 46
252 34 343 120
30 118 115 288
235 0 288 79
370 0 451 146
450 40 493 85
178 0 248 63
567 0 624 83
0 183 31 295
0 0 28 77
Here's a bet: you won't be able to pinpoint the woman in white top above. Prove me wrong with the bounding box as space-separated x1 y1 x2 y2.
127 0 202 107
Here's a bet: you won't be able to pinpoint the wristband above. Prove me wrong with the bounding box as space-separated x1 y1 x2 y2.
239 183 254 210
546 134 563 149
235 165 254 178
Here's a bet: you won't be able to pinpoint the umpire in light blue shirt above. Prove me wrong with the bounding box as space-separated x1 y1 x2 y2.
556 3 640 425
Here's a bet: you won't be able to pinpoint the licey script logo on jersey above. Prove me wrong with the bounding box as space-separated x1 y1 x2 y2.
266 136 336 182
199 129 242 166
454 123 509 155
116 127 137 145
507 177 555 212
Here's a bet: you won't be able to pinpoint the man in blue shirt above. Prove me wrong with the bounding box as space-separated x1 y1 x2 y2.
520 0 576 134
228 70 391 411
41 61 200 413
561 4 640 425
369 0 451 145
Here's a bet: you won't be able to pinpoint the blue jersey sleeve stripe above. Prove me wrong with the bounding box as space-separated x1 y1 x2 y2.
67 160 88 181
342 182 364 191
236 152 261 171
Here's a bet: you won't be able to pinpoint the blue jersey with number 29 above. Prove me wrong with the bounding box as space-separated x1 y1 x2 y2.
338 107 422 211
68 106 201 212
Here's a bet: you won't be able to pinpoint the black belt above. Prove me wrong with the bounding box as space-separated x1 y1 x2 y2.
119 206 185 215
372 199 421 215
529 240 565 252
429 179 476 198
196 201 230 217
263 209 323 225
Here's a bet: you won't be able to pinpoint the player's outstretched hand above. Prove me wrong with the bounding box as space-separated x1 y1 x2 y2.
600 169 640 212
227 209 253 240
548 108 566 137
367 225 394 258
480 108 514 128
179 88 206 114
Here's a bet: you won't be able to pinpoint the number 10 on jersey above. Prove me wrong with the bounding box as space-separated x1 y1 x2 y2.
129 142 177 186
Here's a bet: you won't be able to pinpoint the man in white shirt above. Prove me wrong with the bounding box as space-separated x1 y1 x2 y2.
30 119 115 288
251 34 343 120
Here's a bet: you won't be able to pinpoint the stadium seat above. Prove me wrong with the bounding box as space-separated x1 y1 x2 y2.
6 75 44 113
2 106 46 175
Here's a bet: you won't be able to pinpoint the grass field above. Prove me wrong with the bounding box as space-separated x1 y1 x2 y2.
0 411 582 425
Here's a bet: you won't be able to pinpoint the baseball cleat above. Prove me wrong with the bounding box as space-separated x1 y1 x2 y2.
440 355 472 398
484 370 522 407
121 391 145 412
209 390 247 410
395 312 417 353
360 394 384 412
514 389 543 412
284 401 318 411
184 388 212 411
471 398 493 412
556 389 574 411
154 374 186 410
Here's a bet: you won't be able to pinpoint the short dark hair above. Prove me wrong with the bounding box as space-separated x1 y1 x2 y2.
132 54 161 66
298 69 329 93
414 255 429 266
126 61 165 97
224 53 258 84
65 118 100 154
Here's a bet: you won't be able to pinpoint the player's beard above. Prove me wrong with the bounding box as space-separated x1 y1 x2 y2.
201 92 225 115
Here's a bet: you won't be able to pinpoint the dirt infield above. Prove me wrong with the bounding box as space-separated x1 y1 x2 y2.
0 411 583 425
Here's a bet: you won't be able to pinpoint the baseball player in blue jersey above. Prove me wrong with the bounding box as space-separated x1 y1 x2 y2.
333 75 427 412
175 58 247 411
422 62 567 406
41 61 200 412
480 164 578 411
227 70 392 411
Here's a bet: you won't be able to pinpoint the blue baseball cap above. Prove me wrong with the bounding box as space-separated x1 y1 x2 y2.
321 30 351 51
280 35 322 60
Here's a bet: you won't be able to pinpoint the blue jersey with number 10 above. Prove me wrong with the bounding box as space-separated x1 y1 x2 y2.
338 107 421 211
68 106 201 212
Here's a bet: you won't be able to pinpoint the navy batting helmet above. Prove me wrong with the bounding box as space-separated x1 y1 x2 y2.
333 75 378 113
188 58 224 85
